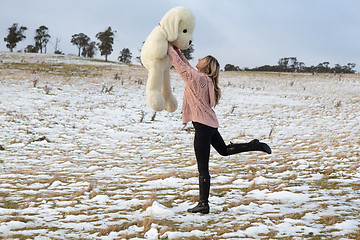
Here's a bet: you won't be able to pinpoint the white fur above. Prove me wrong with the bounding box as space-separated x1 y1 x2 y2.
141 7 196 112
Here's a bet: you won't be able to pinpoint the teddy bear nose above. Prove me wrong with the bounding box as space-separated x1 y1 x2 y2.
189 40 192 45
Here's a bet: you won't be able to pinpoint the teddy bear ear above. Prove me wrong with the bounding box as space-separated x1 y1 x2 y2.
160 13 181 42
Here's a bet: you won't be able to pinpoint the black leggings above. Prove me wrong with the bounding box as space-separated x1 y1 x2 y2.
193 122 229 178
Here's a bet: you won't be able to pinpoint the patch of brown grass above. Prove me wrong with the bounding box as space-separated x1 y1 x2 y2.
246 182 256 192
317 215 342 226
225 174 239 185
142 192 157 211
224 198 255 211
282 173 298 181
148 170 198 181
275 165 293 173
2 199 20 209
284 212 307 220
89 191 100 199
47 173 63 186
173 193 198 203
324 166 334 176
343 229 360 240
143 215 155 234
98 221 142 237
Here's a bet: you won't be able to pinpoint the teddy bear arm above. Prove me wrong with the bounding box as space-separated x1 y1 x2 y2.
148 32 168 60
146 65 166 111
162 69 177 112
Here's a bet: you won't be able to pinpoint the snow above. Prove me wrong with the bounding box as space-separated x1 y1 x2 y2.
145 177 191 189
145 201 176 219
144 227 158 239
249 189 310 203
244 224 270 236
1 52 360 239
275 218 321 237
48 180 63 189
332 220 360 234
90 195 110 204
162 229 212 239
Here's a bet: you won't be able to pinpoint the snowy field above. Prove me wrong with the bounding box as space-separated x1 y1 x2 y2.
1 52 360 239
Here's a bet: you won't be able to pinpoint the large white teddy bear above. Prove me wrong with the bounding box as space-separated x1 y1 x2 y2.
141 7 195 112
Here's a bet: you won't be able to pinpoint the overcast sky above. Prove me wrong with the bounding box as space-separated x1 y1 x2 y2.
1 0 359 71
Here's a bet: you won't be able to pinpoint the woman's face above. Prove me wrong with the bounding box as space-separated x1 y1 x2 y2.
196 57 207 72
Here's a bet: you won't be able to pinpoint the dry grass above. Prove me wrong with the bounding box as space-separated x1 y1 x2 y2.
344 229 360 240
246 182 257 192
275 165 293 173
224 197 255 211
1 199 20 209
142 192 157 211
317 215 342 226
143 215 155 234
148 170 198 181
98 221 142 237
173 193 198 203
1 53 360 239
47 173 63 186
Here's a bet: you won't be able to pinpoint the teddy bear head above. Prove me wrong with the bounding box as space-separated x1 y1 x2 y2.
160 7 195 50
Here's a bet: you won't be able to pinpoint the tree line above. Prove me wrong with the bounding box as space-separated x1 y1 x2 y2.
224 57 356 74
3 23 195 64
4 23 356 73
3 23 133 63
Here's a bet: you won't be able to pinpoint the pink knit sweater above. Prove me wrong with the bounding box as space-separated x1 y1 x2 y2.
167 46 219 128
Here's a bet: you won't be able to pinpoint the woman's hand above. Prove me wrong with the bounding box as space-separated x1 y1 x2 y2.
167 43 180 55
173 46 181 55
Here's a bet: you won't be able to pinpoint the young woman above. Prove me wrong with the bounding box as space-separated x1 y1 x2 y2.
167 45 271 214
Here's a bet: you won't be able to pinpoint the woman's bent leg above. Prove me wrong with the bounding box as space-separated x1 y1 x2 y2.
211 129 229 156
211 129 272 155
227 139 271 154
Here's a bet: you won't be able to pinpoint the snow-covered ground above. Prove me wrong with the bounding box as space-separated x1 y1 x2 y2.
1 52 360 239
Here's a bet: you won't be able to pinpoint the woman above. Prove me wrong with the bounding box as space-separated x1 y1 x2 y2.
167 45 271 214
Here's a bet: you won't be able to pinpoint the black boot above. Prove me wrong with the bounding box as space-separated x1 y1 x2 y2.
187 176 210 214
226 139 271 155
187 200 209 214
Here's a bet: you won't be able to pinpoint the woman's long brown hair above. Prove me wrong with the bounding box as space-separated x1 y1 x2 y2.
203 55 221 106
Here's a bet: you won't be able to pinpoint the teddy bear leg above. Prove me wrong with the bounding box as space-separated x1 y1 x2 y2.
162 69 178 112
146 68 166 111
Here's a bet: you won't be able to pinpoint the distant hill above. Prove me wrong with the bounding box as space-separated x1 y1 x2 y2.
0 52 123 66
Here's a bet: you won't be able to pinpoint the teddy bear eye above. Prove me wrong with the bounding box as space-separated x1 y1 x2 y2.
183 29 187 33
